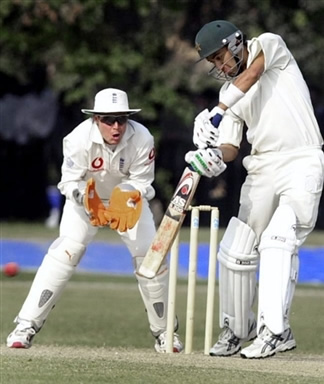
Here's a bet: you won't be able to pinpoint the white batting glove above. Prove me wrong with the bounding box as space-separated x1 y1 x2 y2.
193 108 224 149
185 148 227 178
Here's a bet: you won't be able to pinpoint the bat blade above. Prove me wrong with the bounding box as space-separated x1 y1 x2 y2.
139 167 200 278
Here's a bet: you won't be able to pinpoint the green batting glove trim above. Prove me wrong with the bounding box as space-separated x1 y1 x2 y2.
195 154 208 170
190 162 202 175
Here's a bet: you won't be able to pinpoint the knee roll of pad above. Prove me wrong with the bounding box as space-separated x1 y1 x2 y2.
218 217 259 339
17 237 86 329
48 237 86 266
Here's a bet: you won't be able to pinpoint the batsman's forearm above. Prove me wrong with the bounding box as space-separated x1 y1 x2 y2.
233 51 264 92
219 144 239 162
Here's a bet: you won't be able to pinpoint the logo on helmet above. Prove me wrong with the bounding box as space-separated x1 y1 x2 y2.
112 92 118 104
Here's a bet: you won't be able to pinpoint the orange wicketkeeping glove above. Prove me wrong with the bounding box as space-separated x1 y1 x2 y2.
104 186 142 232
84 178 109 227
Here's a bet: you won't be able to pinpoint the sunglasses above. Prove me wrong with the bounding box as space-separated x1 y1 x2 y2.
99 115 128 125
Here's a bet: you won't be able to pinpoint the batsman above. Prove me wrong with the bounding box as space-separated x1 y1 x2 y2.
7 88 183 353
186 20 324 358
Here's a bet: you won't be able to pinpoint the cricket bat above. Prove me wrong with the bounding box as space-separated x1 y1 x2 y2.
138 167 201 278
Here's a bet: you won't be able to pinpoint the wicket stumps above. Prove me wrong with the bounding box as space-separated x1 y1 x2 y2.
166 205 219 354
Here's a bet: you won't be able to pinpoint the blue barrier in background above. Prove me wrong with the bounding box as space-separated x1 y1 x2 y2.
1 240 324 283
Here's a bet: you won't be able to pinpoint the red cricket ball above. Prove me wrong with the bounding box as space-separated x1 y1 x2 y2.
3 262 20 277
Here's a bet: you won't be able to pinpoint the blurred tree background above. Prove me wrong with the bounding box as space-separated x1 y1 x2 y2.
1 0 323 228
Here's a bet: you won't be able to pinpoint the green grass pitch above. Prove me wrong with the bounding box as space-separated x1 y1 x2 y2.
1 272 324 384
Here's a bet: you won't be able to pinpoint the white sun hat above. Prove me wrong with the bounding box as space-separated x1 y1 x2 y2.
81 88 141 115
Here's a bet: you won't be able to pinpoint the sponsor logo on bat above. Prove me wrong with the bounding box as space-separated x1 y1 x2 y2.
167 170 195 216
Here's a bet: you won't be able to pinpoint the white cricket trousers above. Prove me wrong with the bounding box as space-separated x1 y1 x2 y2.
238 147 324 245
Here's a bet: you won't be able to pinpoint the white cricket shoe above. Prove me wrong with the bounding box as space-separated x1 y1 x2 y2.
7 322 37 349
209 321 257 357
240 325 296 359
154 331 184 353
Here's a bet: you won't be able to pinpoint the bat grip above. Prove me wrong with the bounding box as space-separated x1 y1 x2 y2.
211 114 222 127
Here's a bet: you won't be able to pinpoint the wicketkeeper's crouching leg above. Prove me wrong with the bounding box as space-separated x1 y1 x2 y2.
7 236 86 348
135 258 183 353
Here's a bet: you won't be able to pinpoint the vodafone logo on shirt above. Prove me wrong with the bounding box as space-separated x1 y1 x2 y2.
91 157 104 170
144 148 155 166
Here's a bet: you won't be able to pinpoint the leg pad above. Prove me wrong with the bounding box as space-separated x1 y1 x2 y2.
218 218 259 338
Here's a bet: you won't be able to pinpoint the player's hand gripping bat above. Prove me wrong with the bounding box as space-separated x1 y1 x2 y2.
138 108 225 278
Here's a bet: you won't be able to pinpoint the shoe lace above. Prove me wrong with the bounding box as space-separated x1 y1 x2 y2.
258 325 284 343
219 327 240 345
219 328 241 351
259 325 272 337
16 325 36 335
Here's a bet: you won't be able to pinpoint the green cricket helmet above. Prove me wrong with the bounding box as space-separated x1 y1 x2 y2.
195 20 244 80
195 20 243 60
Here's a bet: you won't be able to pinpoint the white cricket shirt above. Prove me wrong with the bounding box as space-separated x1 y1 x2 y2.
218 33 323 154
58 118 156 202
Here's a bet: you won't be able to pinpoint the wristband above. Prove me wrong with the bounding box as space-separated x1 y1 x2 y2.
219 83 245 108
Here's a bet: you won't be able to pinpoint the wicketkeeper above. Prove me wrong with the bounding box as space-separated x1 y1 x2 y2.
7 88 183 353
186 20 324 358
